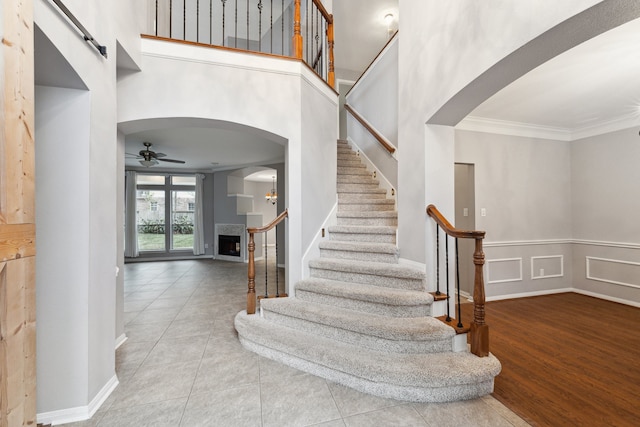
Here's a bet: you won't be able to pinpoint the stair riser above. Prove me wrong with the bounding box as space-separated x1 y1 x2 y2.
338 193 387 200
320 248 398 263
296 289 432 317
328 232 396 244
337 184 381 192
337 177 379 186
337 217 398 226
337 159 363 167
338 203 395 212
262 309 452 354
309 267 425 291
337 168 370 176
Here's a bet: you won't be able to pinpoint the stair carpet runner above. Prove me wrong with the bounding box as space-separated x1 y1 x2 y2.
235 140 501 402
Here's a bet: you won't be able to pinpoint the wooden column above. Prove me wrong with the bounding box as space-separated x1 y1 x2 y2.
292 0 302 59
0 0 37 426
247 232 256 314
470 238 489 357
327 16 335 88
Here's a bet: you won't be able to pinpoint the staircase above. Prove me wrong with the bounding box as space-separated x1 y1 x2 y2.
235 140 501 402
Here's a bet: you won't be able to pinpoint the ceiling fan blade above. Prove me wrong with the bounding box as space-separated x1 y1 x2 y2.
158 158 186 164
155 152 167 158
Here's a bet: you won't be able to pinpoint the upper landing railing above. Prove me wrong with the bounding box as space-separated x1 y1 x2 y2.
148 0 334 87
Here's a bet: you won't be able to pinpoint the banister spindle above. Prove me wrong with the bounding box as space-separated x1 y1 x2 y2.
471 237 489 356
445 234 451 322
247 231 256 314
234 0 238 48
455 238 463 329
258 0 263 52
209 0 213 44
293 0 302 58
221 0 226 46
327 16 334 87
275 223 280 297
170 0 173 38
183 0 186 40
435 226 441 295
270 0 273 53
264 230 268 297
155 0 159 36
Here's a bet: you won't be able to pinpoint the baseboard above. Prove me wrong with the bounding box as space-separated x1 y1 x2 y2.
486 288 573 302
115 333 128 350
37 374 119 425
572 288 640 308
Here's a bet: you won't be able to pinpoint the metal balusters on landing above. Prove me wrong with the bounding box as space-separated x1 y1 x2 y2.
445 233 451 322
183 0 186 40
270 0 273 53
275 223 280 297
258 0 263 52
246 0 250 50
436 226 441 296
234 0 237 48
221 0 227 46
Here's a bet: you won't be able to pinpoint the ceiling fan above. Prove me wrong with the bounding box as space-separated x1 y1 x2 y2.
129 142 186 167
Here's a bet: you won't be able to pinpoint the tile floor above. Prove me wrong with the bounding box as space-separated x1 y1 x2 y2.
61 258 529 427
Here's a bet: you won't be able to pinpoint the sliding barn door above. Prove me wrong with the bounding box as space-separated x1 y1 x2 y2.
0 0 36 426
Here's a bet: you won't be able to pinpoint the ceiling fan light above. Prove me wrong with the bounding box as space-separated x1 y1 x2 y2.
139 159 158 167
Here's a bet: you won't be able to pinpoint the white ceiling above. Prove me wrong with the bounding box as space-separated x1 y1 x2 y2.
466 16 640 138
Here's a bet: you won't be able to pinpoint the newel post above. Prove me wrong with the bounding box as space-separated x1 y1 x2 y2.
327 16 335 88
293 0 303 59
247 231 256 314
470 237 489 356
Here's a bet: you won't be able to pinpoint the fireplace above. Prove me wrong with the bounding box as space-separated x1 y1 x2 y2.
218 235 241 257
214 224 246 262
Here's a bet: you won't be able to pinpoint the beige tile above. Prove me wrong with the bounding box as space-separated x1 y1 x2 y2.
129 307 181 325
343 404 427 427
111 360 199 409
141 334 208 366
98 398 187 427
413 399 516 427
180 385 262 427
261 373 341 427
163 318 214 339
327 381 402 418
115 341 156 366
124 321 169 343
191 351 259 394
481 395 531 426
258 356 307 382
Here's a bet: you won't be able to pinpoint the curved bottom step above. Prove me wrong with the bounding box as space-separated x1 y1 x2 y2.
235 311 501 403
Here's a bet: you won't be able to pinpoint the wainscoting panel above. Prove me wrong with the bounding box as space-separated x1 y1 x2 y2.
486 258 523 284
531 255 564 279
586 256 640 290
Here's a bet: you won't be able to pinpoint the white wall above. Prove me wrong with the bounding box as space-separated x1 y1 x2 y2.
34 0 144 421
118 38 338 288
35 85 92 414
345 37 398 189
397 0 603 270
571 127 640 304
455 129 573 298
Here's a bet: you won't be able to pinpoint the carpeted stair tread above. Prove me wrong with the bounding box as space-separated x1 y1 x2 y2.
337 211 397 220
235 311 502 402
259 298 454 352
308 258 426 291
296 277 433 306
328 225 396 235
319 240 398 255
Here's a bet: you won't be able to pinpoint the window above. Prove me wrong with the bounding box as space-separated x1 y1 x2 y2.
134 174 197 253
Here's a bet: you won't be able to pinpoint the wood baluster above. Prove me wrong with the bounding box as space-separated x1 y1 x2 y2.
293 0 302 58
247 231 256 314
470 237 489 356
327 16 334 87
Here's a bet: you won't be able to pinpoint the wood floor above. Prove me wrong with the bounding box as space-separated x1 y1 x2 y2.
460 293 640 427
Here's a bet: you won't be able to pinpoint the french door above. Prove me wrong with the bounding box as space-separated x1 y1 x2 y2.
136 174 196 254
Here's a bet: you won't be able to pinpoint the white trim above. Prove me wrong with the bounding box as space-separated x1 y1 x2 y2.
531 255 564 280
572 288 640 309
586 256 640 290
301 198 338 282
571 113 640 141
456 116 571 141
486 257 522 284
115 333 128 350
346 137 397 207
486 287 574 301
37 375 119 426
572 239 640 250
484 238 572 247
484 238 640 250
457 113 640 142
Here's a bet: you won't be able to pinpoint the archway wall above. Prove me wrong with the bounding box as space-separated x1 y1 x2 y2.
118 37 339 290
396 0 632 271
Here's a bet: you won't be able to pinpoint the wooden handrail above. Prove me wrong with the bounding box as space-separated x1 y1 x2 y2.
344 103 396 154
312 0 333 23
426 204 489 357
247 209 288 314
